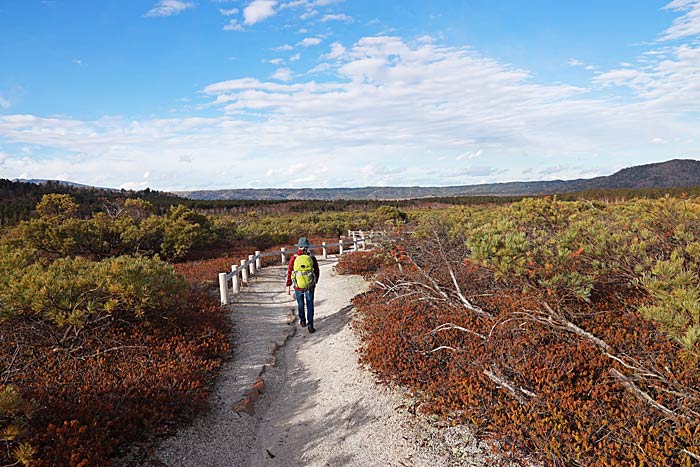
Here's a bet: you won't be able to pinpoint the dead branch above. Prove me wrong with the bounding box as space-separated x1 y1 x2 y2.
483 366 538 404
428 222 492 318
609 367 678 419
682 449 700 463
534 302 695 421
432 322 487 340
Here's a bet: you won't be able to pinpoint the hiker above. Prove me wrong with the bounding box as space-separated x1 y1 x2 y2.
286 237 320 333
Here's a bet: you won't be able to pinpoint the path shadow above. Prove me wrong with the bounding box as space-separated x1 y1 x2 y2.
253 303 371 467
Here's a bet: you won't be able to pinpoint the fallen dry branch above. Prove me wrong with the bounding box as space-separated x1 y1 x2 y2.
483 366 538 404
609 367 677 419
432 322 487 341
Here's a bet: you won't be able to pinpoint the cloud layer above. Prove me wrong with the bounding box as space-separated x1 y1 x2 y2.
145 0 195 17
1 1 699 190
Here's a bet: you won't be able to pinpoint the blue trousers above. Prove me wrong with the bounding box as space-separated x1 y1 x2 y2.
295 288 315 326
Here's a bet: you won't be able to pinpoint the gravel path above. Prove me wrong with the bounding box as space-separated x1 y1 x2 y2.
149 258 500 467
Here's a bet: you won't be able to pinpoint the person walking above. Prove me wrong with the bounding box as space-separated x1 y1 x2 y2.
286 237 320 333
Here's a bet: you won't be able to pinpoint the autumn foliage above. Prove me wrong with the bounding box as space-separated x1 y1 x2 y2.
353 196 700 466
335 250 391 277
0 288 229 467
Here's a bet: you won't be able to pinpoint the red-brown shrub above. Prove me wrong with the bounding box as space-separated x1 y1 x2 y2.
1 289 230 466
335 250 391 277
353 262 700 466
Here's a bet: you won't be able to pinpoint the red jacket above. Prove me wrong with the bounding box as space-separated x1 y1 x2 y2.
286 249 320 289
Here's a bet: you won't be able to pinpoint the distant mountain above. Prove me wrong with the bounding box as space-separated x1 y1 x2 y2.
177 159 700 201
12 178 114 190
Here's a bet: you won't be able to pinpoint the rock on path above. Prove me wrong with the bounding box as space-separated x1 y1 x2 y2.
150 258 497 467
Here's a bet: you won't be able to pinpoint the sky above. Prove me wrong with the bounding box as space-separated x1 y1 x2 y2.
0 0 699 191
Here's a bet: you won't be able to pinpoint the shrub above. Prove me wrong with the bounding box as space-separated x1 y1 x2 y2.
0 385 37 467
0 254 186 327
352 196 700 466
1 289 230 467
335 250 391 276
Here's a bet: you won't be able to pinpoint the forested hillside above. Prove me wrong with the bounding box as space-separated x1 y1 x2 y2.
178 159 700 201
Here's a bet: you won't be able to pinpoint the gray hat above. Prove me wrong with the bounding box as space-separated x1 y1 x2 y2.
295 237 311 248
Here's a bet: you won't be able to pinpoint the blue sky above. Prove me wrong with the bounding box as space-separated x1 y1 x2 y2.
0 0 699 191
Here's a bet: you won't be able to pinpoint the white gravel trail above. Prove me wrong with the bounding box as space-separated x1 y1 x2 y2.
150 259 498 467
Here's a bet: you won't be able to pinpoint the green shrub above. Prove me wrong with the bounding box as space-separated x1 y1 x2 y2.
0 254 186 327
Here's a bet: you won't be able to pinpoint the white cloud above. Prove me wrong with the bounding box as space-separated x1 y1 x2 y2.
456 149 483 161
271 67 293 81
274 44 294 51
224 19 244 31
0 152 7 166
593 42 700 113
268 58 284 65
660 0 700 41
244 0 278 25
219 7 239 16
289 53 301 62
0 96 10 109
307 63 332 73
145 0 194 17
568 58 584 67
297 37 322 47
72 58 82 65
322 42 345 59
3 13 700 191
320 13 352 22
300 9 317 20
120 181 150 190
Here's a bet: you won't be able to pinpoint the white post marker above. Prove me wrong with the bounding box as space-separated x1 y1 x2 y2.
248 254 255 275
232 266 240 294
241 259 249 283
280 247 286 265
359 230 365 250
322 242 327 259
339 238 344 255
218 272 229 305
255 251 261 270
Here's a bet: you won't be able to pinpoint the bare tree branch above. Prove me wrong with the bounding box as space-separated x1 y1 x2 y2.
483 366 538 404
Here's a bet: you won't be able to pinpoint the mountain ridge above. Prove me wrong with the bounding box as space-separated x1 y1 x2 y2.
176 158 700 200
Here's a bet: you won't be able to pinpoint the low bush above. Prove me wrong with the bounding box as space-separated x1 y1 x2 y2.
0 289 230 467
0 253 186 327
352 196 700 466
335 250 391 276
354 265 700 466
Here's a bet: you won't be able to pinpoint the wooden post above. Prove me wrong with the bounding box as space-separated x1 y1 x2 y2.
339 239 344 255
359 230 365 250
231 265 240 294
248 254 255 275
322 242 327 259
255 251 261 270
218 273 229 305
241 259 249 283
280 247 286 265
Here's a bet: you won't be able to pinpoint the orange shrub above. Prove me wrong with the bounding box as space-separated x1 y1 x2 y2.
353 262 700 466
1 289 230 466
335 250 391 276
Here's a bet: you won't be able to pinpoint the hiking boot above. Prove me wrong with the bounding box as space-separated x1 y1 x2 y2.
307 325 316 333
299 319 306 327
